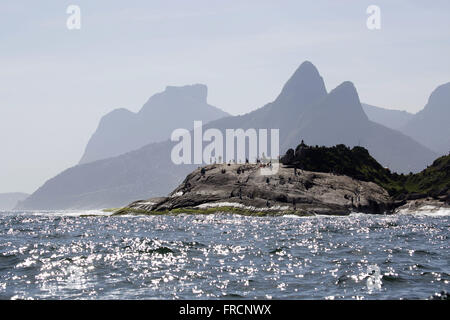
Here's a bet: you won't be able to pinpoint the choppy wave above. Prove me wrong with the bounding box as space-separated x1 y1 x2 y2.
0 211 448 299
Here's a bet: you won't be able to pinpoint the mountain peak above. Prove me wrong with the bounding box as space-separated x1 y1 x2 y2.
143 83 206 104
324 81 368 122
79 83 227 165
330 81 358 98
164 84 208 102
297 60 320 75
426 82 450 111
401 82 450 155
275 61 327 106
139 84 209 115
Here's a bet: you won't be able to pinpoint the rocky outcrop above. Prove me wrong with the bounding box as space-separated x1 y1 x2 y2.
114 163 395 216
395 197 450 214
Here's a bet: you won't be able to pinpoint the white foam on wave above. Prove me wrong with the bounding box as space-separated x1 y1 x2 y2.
397 206 450 217
348 212 368 218
281 214 302 219
26 210 111 217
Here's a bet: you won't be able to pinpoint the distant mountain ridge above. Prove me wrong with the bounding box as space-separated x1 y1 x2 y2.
199 71 436 173
401 82 450 155
362 103 414 130
17 61 438 210
361 83 450 156
79 84 229 164
0 192 29 210
196 61 329 153
282 81 435 173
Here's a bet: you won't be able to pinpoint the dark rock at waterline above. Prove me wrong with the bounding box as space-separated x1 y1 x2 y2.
406 193 428 201
445 191 450 205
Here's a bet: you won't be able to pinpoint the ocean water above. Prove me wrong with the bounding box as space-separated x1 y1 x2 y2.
0 210 448 300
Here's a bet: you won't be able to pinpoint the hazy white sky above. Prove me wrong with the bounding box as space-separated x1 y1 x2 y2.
0 0 449 193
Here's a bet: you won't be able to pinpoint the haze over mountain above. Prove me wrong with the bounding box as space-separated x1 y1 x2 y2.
17 141 194 210
401 82 450 155
80 84 229 164
195 61 327 153
17 62 438 210
198 63 436 171
0 193 29 210
361 83 450 156
362 103 414 131
284 82 436 173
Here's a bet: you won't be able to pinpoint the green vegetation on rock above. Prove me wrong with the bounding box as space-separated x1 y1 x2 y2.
281 142 450 201
112 206 315 217
102 208 122 213
400 155 450 199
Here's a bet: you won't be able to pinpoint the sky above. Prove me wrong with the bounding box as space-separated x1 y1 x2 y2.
0 0 449 193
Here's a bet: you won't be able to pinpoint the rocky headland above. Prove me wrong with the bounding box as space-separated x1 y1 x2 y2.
113 143 449 217
113 162 395 216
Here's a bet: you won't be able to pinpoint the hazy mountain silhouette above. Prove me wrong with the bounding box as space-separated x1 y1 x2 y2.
197 70 436 173
283 82 437 173
0 192 29 210
197 61 328 152
79 84 229 164
401 82 450 155
362 103 414 130
18 62 438 209
18 142 194 209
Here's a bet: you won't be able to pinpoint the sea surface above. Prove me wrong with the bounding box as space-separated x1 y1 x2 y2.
0 210 449 300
